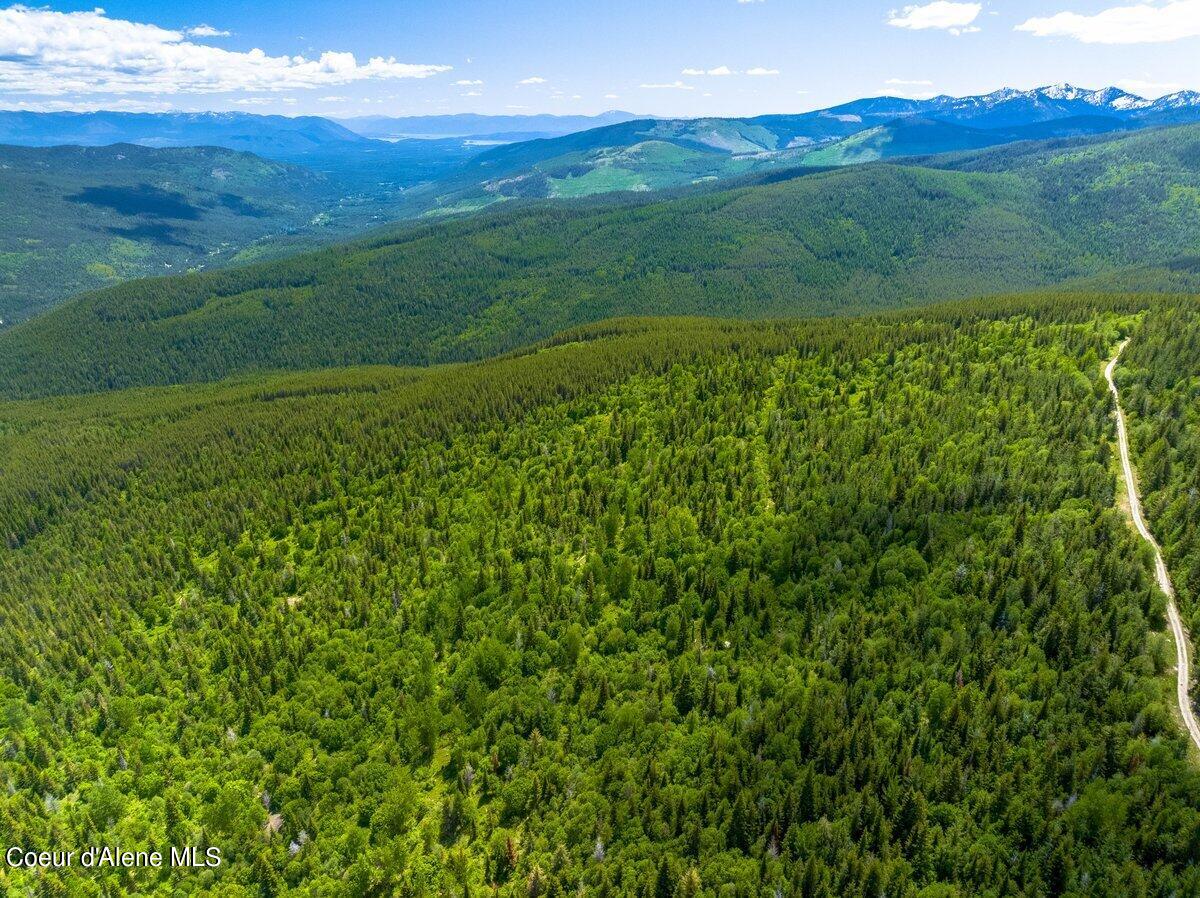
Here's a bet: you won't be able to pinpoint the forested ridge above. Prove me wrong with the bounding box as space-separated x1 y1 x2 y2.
3 294 1200 896
5 124 1200 399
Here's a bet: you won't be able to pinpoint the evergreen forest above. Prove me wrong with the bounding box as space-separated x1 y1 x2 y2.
3 294 1200 896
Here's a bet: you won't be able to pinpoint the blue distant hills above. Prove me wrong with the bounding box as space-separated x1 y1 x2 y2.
4 84 1196 161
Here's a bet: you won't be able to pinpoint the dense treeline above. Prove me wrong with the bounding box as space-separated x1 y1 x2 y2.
936 125 1200 269
5 124 1200 399
1118 304 1200 710
3 303 1199 895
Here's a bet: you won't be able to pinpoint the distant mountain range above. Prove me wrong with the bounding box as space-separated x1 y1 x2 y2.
5 85 1195 162
810 84 1200 133
412 84 1200 211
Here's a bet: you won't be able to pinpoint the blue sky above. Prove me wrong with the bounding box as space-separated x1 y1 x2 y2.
1 0 1198 118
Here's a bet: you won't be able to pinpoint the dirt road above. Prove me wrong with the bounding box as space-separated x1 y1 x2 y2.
1106 340 1200 752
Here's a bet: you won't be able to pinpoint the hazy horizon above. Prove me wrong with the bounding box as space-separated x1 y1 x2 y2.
5 80 1195 125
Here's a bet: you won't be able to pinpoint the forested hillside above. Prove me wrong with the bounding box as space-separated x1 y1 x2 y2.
0 144 340 322
933 124 1200 268
2 296 1199 896
5 124 1200 399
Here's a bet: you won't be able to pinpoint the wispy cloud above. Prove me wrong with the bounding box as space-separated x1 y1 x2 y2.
682 65 738 76
454 79 483 86
186 24 230 38
2 97 176 113
517 76 547 85
640 80 695 90
1016 0 1200 43
1117 77 1184 96
0 6 450 97
746 67 780 76
888 1 982 33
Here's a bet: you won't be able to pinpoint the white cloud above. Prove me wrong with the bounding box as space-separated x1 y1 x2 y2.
888 1 982 31
683 65 738 76
1016 0 1200 43
746 67 780 76
640 80 695 90
518 76 547 84
604 93 619 99
454 79 483 85
318 95 349 102
1118 77 1185 96
0 5 450 97
461 90 482 97
1 96 175 112
186 24 230 38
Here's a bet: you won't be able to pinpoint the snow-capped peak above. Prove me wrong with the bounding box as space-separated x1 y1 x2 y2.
1109 93 1151 111
1153 90 1200 110
950 84 1150 112
1039 83 1084 101
1032 84 1148 108
888 82 1198 124
1085 86 1143 108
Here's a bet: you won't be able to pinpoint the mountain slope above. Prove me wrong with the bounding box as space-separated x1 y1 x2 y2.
0 160 1094 396
798 118 1013 166
930 122 1200 265
0 143 344 322
798 115 1138 167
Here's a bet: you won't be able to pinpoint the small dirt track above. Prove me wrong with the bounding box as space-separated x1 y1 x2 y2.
1106 340 1200 753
